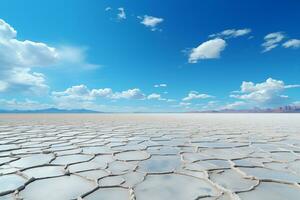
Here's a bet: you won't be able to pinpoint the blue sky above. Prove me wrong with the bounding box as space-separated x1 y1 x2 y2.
0 0 300 112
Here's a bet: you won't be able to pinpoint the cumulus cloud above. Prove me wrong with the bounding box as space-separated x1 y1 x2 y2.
111 88 145 100
0 19 58 94
154 83 167 88
262 32 285 52
230 78 300 106
209 28 251 38
52 85 146 101
139 15 163 31
282 39 300 49
188 38 226 63
117 8 126 20
183 91 213 101
90 88 113 98
52 85 95 101
0 18 98 95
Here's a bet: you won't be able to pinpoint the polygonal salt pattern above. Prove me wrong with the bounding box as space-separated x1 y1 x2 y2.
0 113 300 199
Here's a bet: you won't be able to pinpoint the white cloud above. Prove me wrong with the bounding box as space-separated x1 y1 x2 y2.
282 39 300 49
221 101 246 110
183 91 213 101
0 99 52 110
140 15 163 31
230 78 300 105
57 46 100 70
179 102 191 107
209 28 251 38
0 19 58 94
117 8 126 20
90 88 113 97
52 85 94 101
111 88 145 100
52 85 146 101
0 19 17 39
154 83 167 88
188 38 226 63
262 32 285 52
147 93 170 101
0 18 98 95
147 93 161 100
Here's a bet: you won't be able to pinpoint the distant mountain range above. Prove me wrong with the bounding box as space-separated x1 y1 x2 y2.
0 108 101 113
190 105 300 113
0 105 300 113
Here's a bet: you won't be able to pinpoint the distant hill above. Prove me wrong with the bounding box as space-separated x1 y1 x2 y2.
189 105 300 113
0 108 101 113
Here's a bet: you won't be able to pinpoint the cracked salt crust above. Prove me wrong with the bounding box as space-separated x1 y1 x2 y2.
0 113 300 200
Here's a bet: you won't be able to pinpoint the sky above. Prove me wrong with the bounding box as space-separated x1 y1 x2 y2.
0 0 300 112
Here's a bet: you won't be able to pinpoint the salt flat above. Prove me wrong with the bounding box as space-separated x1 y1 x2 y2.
0 114 300 200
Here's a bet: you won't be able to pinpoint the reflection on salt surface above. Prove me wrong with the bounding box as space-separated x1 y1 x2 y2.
115 150 150 161
10 154 54 168
138 155 181 173
22 166 65 178
122 171 145 187
238 182 300 200
238 167 300 183
76 169 109 180
51 154 93 165
19 175 95 200
0 174 27 194
209 169 258 192
84 187 129 200
99 175 125 186
135 174 220 200
107 161 136 174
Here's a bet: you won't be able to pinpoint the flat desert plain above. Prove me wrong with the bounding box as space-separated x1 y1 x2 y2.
0 114 300 200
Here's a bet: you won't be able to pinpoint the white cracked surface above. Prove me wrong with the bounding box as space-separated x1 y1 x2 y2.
0 114 300 199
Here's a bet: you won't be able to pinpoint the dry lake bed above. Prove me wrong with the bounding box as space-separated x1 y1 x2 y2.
0 114 300 200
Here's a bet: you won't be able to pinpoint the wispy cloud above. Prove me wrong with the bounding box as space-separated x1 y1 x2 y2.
154 83 167 88
282 39 300 49
209 28 251 39
182 91 214 101
139 15 163 31
117 7 126 20
262 32 285 52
